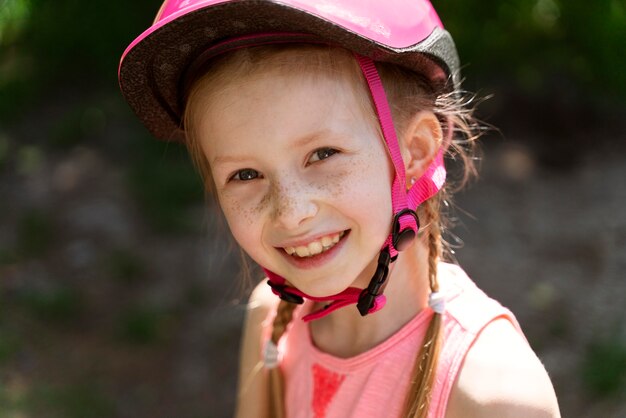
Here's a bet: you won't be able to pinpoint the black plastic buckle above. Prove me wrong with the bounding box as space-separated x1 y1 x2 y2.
266 281 304 304
392 208 419 252
357 249 391 316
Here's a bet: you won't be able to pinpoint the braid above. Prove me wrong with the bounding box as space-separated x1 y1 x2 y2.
271 300 298 345
403 195 444 418
268 300 298 418
426 196 442 294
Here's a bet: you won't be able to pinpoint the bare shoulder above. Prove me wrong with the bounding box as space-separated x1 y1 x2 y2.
235 279 278 418
446 318 561 418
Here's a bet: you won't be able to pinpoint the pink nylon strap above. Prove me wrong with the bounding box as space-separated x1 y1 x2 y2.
354 55 410 259
408 148 446 209
264 269 386 322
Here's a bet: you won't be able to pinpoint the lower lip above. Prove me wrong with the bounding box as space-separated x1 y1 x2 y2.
279 231 350 270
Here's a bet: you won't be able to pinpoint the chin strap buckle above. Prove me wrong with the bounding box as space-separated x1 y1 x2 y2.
357 249 392 316
267 281 304 305
392 208 419 252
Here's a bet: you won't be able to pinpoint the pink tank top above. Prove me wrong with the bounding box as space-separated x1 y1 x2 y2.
264 263 524 418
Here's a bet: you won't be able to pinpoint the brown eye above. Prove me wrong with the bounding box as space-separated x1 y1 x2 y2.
309 147 338 163
231 168 259 181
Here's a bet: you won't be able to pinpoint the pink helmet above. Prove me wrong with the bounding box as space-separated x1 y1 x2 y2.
119 0 457 320
119 0 459 141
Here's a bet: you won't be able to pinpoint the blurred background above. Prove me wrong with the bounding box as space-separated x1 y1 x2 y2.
0 0 625 417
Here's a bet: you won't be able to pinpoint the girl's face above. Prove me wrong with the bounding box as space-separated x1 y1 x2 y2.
196 66 395 297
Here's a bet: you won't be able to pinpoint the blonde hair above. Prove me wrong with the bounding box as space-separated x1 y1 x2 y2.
183 44 481 418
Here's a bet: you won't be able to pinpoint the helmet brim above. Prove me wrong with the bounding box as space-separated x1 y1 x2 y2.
119 1 459 141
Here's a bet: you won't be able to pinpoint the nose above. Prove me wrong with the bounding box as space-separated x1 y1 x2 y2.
269 179 318 230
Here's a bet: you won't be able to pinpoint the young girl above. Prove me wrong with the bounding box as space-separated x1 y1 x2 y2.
119 1 561 417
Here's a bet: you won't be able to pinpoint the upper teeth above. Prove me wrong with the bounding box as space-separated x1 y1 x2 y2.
284 231 345 258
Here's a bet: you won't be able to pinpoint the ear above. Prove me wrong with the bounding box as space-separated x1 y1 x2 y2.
399 111 443 187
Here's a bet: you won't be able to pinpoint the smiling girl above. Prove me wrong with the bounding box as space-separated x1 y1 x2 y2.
119 1 560 417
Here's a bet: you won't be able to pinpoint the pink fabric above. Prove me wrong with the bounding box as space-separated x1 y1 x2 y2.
264 263 525 418
354 55 409 237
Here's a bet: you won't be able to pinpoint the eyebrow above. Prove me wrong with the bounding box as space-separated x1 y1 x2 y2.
211 129 341 166
292 129 333 148
211 154 250 166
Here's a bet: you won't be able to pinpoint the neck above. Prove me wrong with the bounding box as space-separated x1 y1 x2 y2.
309 236 431 358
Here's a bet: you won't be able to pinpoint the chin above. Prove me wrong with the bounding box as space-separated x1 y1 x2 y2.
293 265 375 298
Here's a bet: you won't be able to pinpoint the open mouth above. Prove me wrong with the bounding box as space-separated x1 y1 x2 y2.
283 231 347 258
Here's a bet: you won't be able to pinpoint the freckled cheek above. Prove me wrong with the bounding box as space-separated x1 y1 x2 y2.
314 169 347 199
218 193 264 232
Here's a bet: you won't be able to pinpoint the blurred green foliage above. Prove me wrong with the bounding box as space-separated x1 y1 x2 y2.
48 106 104 150
0 134 10 170
15 285 83 323
0 0 157 121
1 0 206 233
437 0 626 98
117 305 175 345
582 336 626 397
103 247 146 283
0 0 31 46
0 248 18 266
0 326 21 365
127 137 204 234
0 382 115 418
16 208 54 258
